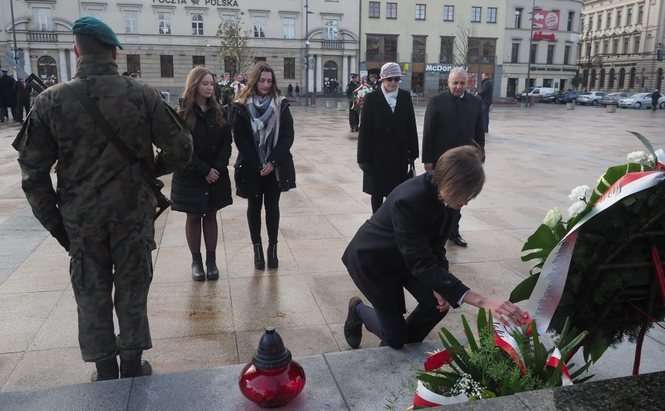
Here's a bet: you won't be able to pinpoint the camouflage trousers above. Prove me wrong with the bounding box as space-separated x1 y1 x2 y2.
68 222 154 362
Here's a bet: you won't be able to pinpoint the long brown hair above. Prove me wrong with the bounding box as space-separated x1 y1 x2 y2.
235 62 281 104
179 66 225 129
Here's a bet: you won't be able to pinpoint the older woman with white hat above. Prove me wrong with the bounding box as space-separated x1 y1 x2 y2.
357 62 419 213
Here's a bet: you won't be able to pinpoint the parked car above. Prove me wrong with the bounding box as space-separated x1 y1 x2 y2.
541 92 561 103
576 91 607 105
556 90 579 104
618 93 654 109
599 92 630 106
519 87 556 102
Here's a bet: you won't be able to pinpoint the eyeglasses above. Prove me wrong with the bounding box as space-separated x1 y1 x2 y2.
384 77 401 82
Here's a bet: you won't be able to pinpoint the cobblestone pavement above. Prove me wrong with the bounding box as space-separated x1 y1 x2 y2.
1 104 664 392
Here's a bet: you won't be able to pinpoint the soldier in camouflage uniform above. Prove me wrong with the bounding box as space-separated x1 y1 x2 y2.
12 17 192 381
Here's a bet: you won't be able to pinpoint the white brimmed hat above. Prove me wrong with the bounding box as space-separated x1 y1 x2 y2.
379 62 402 81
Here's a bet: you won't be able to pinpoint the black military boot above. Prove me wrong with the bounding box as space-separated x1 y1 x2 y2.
119 350 152 378
267 243 279 269
191 252 205 281
253 243 265 270
91 354 119 382
206 251 220 281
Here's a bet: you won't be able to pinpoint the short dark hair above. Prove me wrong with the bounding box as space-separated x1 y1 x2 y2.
432 146 485 205
75 34 114 56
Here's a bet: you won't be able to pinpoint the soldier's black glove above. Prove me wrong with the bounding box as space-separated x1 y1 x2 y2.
51 224 70 252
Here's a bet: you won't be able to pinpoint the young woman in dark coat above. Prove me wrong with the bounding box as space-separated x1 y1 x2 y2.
342 146 529 349
232 63 296 270
171 66 233 281
357 62 419 213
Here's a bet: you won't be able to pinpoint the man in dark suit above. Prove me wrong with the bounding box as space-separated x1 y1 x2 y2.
479 72 493 132
422 67 485 247
342 146 527 349
346 74 360 131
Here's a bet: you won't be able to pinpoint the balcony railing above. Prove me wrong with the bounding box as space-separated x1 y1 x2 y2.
321 40 344 49
27 31 58 43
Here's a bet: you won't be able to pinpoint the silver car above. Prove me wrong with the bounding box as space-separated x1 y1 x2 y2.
618 93 653 109
576 91 607 106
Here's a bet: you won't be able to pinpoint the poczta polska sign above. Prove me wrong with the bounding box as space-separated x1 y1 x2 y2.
152 0 239 6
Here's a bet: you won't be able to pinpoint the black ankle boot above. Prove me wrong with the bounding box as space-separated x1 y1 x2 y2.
267 243 278 269
192 253 205 281
206 252 220 281
253 243 265 270
91 354 119 382
120 350 152 378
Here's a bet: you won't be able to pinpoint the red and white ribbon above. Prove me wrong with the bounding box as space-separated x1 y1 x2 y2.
546 347 573 386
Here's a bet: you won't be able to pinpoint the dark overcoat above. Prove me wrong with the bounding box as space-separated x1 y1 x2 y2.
357 88 419 196
171 105 233 214
231 98 296 198
342 173 470 314
422 92 485 164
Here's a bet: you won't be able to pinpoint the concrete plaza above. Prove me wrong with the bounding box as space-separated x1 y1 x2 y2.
1 104 664 394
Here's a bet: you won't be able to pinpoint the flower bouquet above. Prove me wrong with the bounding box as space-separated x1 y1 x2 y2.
412 309 591 409
352 83 373 111
511 133 665 367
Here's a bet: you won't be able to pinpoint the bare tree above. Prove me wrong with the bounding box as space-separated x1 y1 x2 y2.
217 19 254 75
454 26 472 67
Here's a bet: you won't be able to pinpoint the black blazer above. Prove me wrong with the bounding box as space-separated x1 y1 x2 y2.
231 98 296 197
357 89 419 196
422 92 484 164
342 173 469 314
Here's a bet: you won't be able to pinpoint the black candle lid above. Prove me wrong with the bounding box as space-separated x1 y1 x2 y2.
253 327 292 370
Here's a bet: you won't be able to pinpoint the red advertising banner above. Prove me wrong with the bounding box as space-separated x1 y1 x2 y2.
533 9 560 31
533 32 556 41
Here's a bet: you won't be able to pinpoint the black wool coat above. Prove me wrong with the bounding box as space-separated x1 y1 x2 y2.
231 98 296 198
357 89 419 196
422 92 485 164
171 105 233 214
342 173 470 314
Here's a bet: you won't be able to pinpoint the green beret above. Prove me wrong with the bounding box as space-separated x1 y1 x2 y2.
72 16 122 49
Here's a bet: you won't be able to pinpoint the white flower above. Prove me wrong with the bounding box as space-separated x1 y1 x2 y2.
543 208 562 229
567 200 587 218
626 151 655 167
568 185 591 202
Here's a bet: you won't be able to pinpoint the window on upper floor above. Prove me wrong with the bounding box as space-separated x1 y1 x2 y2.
124 11 138 33
567 11 574 32
369 1 380 18
623 37 629 54
33 7 51 31
605 11 611 29
638 5 644 25
252 15 266 38
546 44 555 64
416 4 426 20
443 5 455 22
564 45 571 65
324 17 340 40
471 7 481 23
440 36 454 63
514 8 523 29
626 6 633 25
511 42 520 63
412 35 426 63
192 14 204 36
387 2 398 19
487 7 497 24
282 16 296 39
616 9 622 27
158 13 172 35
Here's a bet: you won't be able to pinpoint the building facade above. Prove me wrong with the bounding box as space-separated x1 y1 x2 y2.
0 0 359 98
501 0 583 98
578 0 665 93
360 0 506 97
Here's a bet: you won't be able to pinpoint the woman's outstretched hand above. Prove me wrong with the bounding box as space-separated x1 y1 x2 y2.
432 291 450 313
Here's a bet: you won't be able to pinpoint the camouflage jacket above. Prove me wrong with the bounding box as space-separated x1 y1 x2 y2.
13 56 192 247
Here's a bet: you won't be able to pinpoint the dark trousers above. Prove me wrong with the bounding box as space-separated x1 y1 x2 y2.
450 209 462 238
70 228 153 362
349 103 359 130
14 100 30 122
481 102 490 132
247 174 281 245
355 275 447 348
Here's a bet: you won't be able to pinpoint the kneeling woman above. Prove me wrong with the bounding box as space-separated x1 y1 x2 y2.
232 63 295 270
172 66 233 281
342 146 528 349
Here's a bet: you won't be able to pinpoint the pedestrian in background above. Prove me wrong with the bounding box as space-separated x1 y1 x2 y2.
478 72 493 132
422 67 484 248
232 63 295 270
14 78 31 123
357 62 419 213
0 68 16 122
13 16 192 382
172 66 233 281
346 73 360 132
652 89 661 112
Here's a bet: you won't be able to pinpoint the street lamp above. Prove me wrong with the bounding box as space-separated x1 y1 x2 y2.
304 0 314 106
526 0 536 96
9 0 20 77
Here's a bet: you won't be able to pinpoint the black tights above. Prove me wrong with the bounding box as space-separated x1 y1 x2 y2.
185 211 218 255
371 195 384 214
247 191 281 245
